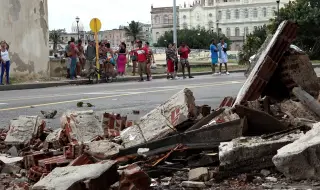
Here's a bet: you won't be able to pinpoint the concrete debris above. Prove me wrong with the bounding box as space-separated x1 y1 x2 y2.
181 181 206 188
188 167 209 181
85 140 123 159
5 116 45 145
279 100 320 121
61 110 103 144
32 160 118 190
120 88 197 148
261 169 271 177
273 122 320 180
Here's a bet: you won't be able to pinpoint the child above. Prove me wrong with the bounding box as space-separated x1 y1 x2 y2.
0 41 10 85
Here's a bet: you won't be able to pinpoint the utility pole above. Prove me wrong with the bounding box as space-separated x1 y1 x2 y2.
173 0 177 45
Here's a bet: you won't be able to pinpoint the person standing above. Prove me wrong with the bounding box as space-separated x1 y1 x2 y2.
218 38 229 75
105 42 115 82
85 40 96 72
165 43 175 79
65 41 71 78
136 40 149 82
210 39 219 75
0 41 10 85
178 42 193 79
130 41 137 76
69 37 79 80
77 40 86 77
115 42 127 77
172 43 179 79
145 42 155 80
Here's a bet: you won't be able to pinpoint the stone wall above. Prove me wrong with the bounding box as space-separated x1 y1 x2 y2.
0 0 49 75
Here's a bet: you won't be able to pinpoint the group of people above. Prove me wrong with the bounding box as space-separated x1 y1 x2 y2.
210 38 230 75
0 41 10 85
165 42 194 79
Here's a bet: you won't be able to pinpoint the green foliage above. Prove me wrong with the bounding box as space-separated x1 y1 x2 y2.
154 28 231 49
238 25 268 65
124 21 144 42
268 0 320 59
49 29 64 52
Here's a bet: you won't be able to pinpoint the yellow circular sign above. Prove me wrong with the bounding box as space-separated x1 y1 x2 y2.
90 18 101 33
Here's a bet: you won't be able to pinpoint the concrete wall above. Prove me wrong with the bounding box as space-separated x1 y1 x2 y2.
0 0 49 75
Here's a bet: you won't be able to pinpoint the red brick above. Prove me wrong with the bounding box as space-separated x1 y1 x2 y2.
119 164 151 190
24 151 61 169
38 155 71 171
28 166 49 182
68 154 94 166
63 144 84 159
102 113 127 137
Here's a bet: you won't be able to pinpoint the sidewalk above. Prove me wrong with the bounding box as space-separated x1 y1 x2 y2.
0 64 319 91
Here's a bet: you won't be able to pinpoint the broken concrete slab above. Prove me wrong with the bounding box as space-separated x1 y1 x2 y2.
120 88 197 148
61 110 104 144
5 116 45 145
219 133 302 173
279 100 320 121
32 160 118 190
273 122 320 180
181 181 206 188
292 87 320 118
188 167 209 181
85 140 123 159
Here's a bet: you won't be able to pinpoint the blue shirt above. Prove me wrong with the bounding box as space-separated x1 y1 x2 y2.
218 42 228 59
210 44 218 59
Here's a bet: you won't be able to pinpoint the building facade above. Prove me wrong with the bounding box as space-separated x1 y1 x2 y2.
150 5 179 44
179 0 289 50
0 0 49 74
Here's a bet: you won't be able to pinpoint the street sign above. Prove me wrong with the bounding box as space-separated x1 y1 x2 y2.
89 18 102 80
90 18 101 33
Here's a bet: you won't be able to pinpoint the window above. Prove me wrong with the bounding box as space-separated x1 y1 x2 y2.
163 15 169 24
155 15 160 24
244 27 249 36
272 7 276 16
218 11 222 20
253 8 258 18
244 9 248 18
196 12 201 21
235 44 240 51
235 27 240 36
208 21 214 29
156 32 160 41
226 10 231 19
209 13 213 17
262 8 267 17
226 28 231 37
183 22 188 29
183 15 187 19
235 9 239 19
168 15 173 24
208 0 213 6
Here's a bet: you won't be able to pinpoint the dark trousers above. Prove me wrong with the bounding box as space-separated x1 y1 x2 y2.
1 61 10 84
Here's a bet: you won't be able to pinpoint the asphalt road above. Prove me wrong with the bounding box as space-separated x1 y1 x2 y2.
0 73 247 129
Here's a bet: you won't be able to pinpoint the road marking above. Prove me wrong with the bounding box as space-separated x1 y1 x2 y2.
0 81 243 112
0 103 8 105
0 80 244 102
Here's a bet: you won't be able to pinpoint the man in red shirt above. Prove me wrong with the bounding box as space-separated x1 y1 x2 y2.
135 40 149 81
69 37 79 79
178 42 193 79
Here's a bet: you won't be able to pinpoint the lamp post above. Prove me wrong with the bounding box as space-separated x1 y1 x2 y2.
173 0 177 45
276 0 280 25
75 16 80 40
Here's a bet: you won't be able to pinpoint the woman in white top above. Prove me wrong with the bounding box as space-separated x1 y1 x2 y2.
0 41 10 85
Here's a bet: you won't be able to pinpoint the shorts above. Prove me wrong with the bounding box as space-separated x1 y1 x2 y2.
180 58 190 67
219 57 228 63
211 57 218 65
131 55 137 61
138 61 146 75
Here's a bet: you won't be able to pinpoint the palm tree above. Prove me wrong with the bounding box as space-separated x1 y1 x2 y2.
124 21 144 43
49 29 63 53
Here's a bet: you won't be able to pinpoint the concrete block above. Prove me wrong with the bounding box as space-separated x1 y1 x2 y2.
279 100 320 121
32 160 118 190
85 140 123 159
61 110 104 144
219 133 302 172
121 88 197 148
181 181 206 188
188 167 209 181
5 116 45 145
273 122 320 180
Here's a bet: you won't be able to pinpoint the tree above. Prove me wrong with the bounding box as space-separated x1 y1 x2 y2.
49 29 64 53
268 0 320 59
238 25 268 65
124 21 144 43
155 28 231 49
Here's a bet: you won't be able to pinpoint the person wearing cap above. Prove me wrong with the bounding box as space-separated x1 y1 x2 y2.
178 42 193 79
136 40 149 81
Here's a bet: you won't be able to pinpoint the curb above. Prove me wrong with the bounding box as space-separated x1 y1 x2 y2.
2 64 319 91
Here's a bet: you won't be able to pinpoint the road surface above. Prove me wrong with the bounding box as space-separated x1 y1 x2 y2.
0 73 247 129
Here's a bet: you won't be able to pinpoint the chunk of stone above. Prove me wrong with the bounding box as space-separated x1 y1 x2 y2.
279 100 319 121
261 169 271 177
121 88 197 148
32 160 118 190
188 167 209 181
181 181 206 188
219 133 302 172
85 140 123 159
273 122 320 180
266 176 277 182
5 116 45 145
61 110 103 144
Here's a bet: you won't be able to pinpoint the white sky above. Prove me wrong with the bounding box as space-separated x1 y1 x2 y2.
48 0 192 32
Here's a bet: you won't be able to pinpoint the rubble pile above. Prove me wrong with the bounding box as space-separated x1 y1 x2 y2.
2 20 320 189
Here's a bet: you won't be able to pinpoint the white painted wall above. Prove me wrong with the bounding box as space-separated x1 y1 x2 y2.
0 0 49 74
